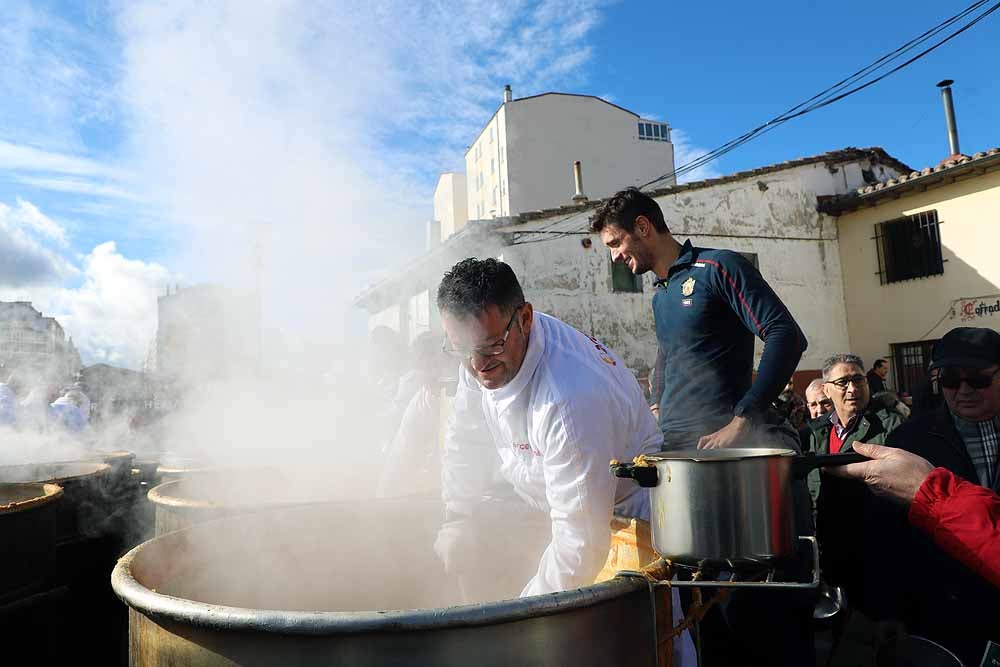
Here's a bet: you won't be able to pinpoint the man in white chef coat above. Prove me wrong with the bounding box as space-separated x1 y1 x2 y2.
435 258 689 619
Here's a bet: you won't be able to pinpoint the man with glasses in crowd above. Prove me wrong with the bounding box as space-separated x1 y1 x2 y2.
806 354 903 609
432 258 694 661
864 327 1000 665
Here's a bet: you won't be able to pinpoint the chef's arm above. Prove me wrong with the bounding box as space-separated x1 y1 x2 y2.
520 398 616 597
441 365 497 516
718 254 807 418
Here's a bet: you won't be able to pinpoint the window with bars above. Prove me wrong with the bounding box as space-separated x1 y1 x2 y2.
873 210 944 285
891 339 938 395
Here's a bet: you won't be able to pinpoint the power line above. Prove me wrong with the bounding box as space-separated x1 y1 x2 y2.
640 0 1000 189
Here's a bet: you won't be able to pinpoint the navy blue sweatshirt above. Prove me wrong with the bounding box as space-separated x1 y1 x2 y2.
651 240 807 447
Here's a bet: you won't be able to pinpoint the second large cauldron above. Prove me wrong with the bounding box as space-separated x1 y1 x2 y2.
113 499 659 666
146 467 353 536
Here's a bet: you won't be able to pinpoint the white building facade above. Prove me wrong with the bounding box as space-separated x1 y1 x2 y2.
442 89 675 241
0 301 81 383
152 284 260 382
433 172 469 242
356 148 910 384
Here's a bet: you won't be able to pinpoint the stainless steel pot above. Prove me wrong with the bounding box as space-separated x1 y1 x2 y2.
611 448 865 565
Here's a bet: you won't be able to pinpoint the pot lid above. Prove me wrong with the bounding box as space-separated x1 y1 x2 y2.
641 448 797 463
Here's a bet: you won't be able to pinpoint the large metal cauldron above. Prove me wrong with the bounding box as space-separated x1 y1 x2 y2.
0 462 111 542
146 468 334 537
0 483 63 602
113 500 658 666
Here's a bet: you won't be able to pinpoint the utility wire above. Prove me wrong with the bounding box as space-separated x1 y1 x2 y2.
510 1 999 247
640 0 1000 189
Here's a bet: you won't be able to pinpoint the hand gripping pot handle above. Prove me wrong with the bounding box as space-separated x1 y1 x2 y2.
791 451 868 479
609 460 659 488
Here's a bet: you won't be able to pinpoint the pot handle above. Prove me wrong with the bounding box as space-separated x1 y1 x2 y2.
609 461 659 488
792 452 869 479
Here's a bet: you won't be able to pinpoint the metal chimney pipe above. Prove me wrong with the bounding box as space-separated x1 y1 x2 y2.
572 161 588 203
503 85 512 103
936 79 960 156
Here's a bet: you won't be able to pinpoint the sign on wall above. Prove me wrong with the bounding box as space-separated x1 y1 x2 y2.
954 296 1000 323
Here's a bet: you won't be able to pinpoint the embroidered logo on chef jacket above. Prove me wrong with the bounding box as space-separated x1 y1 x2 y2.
681 277 696 296
585 333 617 366
513 442 542 456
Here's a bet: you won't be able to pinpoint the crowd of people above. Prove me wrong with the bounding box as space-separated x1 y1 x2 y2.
367 185 996 666
775 330 1000 666
0 374 92 434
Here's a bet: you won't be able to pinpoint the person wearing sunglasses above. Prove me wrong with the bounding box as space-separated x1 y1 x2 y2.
851 327 1000 666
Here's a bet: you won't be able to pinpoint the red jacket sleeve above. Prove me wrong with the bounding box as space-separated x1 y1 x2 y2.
908 467 1000 588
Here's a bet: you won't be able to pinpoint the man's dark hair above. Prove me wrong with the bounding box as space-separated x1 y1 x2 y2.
822 354 865 381
873 358 888 370
437 258 525 318
588 187 669 234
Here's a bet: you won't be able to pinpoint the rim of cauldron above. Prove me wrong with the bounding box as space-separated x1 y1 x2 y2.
146 477 332 511
0 483 64 514
111 531 649 635
0 461 111 484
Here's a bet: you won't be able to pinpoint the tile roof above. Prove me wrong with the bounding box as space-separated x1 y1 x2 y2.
516 146 912 224
820 147 1000 214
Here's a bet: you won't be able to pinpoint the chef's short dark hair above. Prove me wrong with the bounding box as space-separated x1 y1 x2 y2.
437 258 525 318
589 187 669 234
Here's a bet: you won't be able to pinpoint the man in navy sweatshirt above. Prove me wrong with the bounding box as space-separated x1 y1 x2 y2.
591 186 813 667
590 187 807 451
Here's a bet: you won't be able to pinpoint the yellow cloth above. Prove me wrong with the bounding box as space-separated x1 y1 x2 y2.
594 515 658 583
594 516 678 667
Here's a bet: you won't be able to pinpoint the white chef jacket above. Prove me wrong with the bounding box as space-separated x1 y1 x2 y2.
442 312 663 597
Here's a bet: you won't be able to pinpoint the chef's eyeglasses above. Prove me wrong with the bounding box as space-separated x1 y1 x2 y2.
825 374 868 391
938 368 1000 390
442 306 523 360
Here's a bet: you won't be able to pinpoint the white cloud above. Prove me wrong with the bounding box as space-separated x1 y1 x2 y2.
0 198 169 368
0 2 609 365
40 242 171 368
112 0 607 338
671 128 724 184
12 175 139 201
0 139 123 180
0 199 75 285
7 198 68 245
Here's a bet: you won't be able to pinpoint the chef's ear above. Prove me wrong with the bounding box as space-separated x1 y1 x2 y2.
634 215 652 238
519 303 534 335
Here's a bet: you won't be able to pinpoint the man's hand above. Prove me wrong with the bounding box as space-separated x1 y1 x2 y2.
697 415 752 449
827 441 934 505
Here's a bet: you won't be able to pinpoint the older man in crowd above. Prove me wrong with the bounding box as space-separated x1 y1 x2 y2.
865 327 1000 665
799 378 834 453
807 354 903 599
805 378 835 422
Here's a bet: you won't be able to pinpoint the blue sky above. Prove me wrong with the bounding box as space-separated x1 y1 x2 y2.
0 0 997 367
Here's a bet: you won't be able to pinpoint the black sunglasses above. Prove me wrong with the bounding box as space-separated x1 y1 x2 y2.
938 368 1000 390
